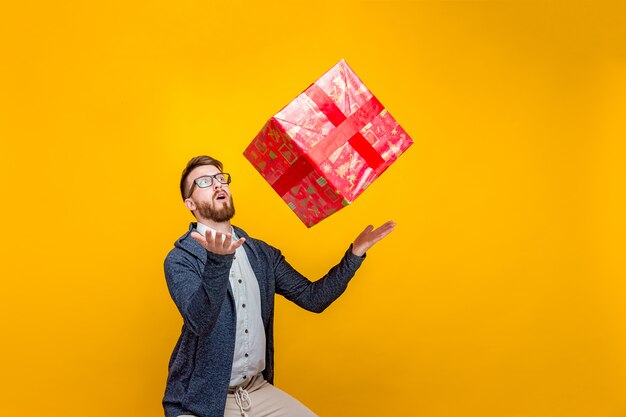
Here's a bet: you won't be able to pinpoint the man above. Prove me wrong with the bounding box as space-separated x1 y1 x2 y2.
163 155 395 417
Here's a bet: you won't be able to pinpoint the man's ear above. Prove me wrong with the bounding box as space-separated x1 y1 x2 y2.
184 198 196 212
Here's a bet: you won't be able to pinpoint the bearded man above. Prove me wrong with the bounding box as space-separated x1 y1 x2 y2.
162 155 395 417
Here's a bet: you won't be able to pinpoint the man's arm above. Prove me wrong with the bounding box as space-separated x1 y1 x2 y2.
164 230 244 337
273 221 396 313
164 250 234 337
273 244 365 313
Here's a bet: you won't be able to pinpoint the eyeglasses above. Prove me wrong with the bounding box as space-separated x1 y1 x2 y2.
187 173 232 199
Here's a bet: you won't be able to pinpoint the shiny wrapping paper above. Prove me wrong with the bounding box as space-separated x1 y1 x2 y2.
244 59 413 227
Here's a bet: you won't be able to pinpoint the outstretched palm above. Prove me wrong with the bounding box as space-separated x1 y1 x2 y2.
191 230 245 255
352 220 396 257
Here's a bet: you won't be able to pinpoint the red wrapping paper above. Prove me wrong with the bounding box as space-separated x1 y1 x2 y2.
244 59 413 227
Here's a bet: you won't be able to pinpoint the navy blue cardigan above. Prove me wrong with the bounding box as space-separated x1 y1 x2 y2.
162 223 365 417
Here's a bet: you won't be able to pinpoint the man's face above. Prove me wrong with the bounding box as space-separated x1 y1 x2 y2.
185 165 235 223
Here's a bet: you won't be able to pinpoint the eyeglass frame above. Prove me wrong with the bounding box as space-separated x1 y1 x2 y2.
186 173 232 199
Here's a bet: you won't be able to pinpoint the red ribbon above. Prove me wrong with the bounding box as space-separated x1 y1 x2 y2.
271 83 385 197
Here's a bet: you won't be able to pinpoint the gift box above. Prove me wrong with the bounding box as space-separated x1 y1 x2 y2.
244 59 413 227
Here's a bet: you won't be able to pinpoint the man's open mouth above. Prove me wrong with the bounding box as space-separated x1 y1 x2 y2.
215 192 228 201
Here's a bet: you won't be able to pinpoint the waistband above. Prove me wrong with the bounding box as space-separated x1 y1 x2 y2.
228 373 264 394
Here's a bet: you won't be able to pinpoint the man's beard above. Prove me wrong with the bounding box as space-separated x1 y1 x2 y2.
197 196 235 223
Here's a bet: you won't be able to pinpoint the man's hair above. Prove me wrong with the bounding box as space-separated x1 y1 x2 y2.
180 155 223 201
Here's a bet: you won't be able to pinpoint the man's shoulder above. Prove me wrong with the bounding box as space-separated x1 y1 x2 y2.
164 223 200 263
164 243 194 269
232 225 280 257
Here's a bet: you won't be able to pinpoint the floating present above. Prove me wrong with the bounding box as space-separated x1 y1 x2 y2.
244 59 413 227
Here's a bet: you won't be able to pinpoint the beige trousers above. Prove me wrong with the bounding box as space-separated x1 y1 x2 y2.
178 374 318 417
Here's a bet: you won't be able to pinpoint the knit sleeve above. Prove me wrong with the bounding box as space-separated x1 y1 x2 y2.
164 249 235 336
273 244 366 313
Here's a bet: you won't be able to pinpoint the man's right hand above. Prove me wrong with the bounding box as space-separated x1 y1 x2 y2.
191 230 245 255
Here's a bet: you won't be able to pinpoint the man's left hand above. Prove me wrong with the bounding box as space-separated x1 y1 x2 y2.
351 220 396 257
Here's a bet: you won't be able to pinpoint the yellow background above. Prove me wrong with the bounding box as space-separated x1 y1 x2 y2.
1 1 625 416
